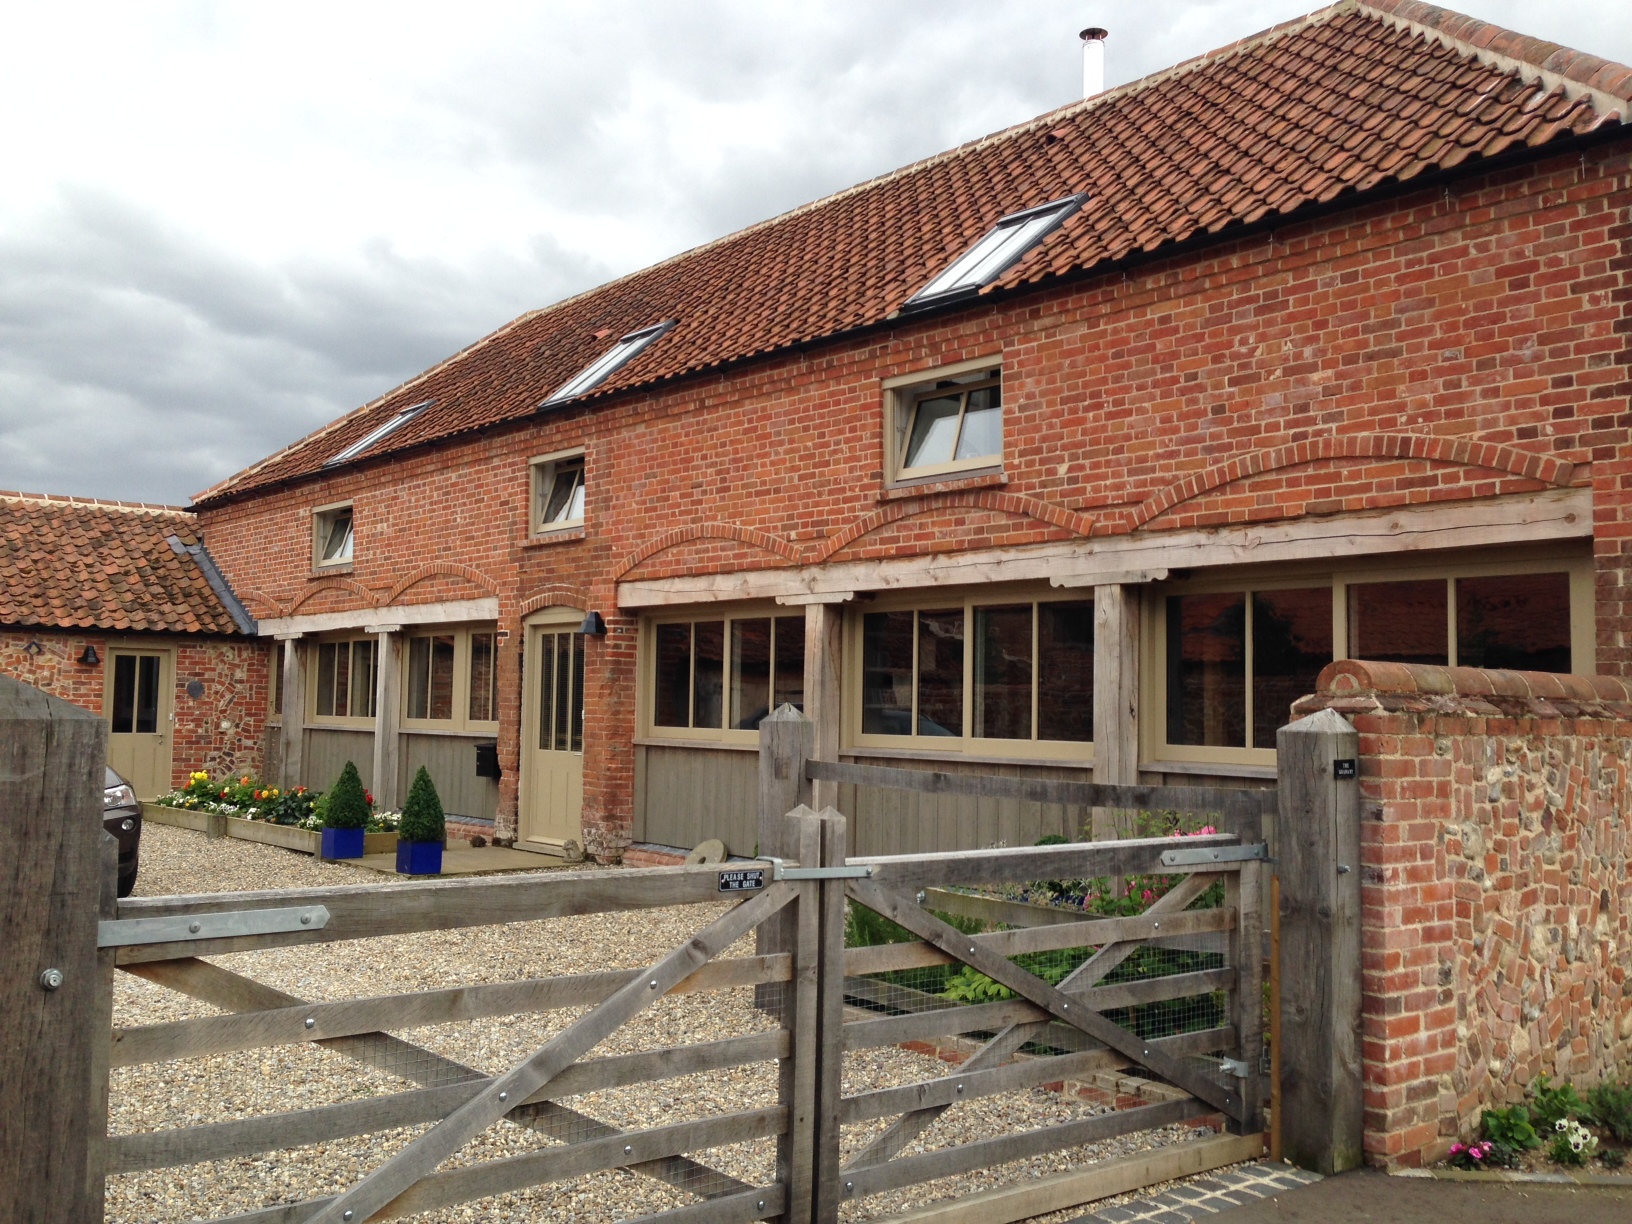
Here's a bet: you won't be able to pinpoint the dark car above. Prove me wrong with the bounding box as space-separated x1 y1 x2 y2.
103 766 142 897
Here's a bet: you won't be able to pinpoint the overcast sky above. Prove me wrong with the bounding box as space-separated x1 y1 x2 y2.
2 2 1629 506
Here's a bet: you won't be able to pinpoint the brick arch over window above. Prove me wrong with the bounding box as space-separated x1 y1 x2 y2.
386 561 500 605
613 523 800 580
519 585 590 617
234 587 284 619
1130 433 1576 529
815 490 1093 561
286 576 378 616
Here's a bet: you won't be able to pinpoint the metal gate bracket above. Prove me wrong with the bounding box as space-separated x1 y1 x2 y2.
1219 1056 1252 1078
98 905 331 948
1159 843 1270 868
760 857 874 882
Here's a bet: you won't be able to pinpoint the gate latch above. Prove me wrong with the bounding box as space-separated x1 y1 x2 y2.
760 857 874 882
1159 843 1270 868
1219 1057 1252 1078
98 905 331 948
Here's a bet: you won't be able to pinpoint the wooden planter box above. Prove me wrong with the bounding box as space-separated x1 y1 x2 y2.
140 805 396 857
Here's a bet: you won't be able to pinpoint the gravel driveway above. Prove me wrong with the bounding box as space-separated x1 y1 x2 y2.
109 825 1208 1223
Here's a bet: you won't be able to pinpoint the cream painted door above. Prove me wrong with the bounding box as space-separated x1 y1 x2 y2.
106 647 174 798
521 619 584 852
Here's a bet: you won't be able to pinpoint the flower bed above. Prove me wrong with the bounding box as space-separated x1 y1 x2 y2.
149 771 401 858
1435 1075 1632 1177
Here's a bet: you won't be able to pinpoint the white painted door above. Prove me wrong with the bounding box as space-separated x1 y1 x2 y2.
521 620 584 851
106 647 173 798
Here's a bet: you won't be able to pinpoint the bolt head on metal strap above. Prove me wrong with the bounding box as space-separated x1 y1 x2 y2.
759 856 874 881
1219 1056 1252 1078
98 905 332 948
1158 843 1270 868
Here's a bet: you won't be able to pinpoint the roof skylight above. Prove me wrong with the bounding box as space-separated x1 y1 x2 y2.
542 320 677 406
324 400 434 467
906 194 1086 308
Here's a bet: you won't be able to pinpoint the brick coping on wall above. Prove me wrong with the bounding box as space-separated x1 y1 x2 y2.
1290 660 1632 1170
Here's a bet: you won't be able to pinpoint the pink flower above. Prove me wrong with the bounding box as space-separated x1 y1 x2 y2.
1141 888 1156 903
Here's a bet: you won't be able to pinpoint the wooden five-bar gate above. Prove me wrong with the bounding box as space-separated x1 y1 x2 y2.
8 688 1368 1224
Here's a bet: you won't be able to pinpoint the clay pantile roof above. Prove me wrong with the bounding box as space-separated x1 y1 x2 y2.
0 492 246 635
195 0 1632 507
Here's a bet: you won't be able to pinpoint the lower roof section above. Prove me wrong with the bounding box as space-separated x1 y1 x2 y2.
615 487 1590 609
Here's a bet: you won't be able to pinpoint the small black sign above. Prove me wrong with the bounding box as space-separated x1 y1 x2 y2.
1333 758 1358 780
718 868 766 893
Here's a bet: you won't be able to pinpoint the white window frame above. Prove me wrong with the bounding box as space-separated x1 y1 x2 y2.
312 502 355 569
905 194 1085 308
843 585 1096 764
401 624 501 734
530 448 587 535
541 321 676 406
1144 548 1595 770
882 356 1004 485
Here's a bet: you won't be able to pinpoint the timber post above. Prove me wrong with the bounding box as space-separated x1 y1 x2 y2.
0 675 111 1223
812 806 848 1224
1275 707 1363 1174
757 705 813 1013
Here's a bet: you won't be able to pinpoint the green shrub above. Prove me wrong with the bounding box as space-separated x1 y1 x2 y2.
399 766 446 844
1530 1075 1588 1131
1481 1103 1540 1150
322 761 371 830
1587 1081 1632 1143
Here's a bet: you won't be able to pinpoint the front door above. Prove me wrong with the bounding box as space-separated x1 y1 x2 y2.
521 618 584 853
106 647 174 798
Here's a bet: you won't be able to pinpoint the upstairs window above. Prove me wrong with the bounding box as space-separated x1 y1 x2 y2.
324 400 432 467
906 194 1085 308
542 320 675 406
313 504 354 568
885 360 1003 482
531 450 586 533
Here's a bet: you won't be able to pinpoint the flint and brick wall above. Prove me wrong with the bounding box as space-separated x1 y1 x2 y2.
0 630 270 790
197 138 1632 860
1294 661 1632 1169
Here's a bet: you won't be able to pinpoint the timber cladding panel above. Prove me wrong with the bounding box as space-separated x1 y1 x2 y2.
194 139 1632 853
1292 660 1632 1170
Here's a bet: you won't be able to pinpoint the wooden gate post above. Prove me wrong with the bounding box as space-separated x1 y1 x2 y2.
1275 707 1363 1174
758 704 813 861
812 807 848 1224
0 676 112 1223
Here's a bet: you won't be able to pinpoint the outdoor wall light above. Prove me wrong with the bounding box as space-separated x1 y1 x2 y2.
578 610 607 636
79 644 101 666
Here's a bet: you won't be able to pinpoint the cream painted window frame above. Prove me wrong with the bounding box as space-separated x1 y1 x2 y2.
1143 548 1595 769
400 623 502 734
307 634 378 729
311 501 355 570
530 447 587 536
843 584 1096 764
881 356 1004 486
638 604 803 747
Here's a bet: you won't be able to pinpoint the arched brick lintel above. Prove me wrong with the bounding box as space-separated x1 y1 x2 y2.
1131 433 1575 528
815 490 1093 561
613 523 801 580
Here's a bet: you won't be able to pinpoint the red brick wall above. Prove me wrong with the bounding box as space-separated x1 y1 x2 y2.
197 140 1632 858
1294 661 1632 1170
0 630 270 789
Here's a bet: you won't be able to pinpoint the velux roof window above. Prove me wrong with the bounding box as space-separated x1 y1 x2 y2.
324 400 434 467
906 194 1086 309
542 320 676 407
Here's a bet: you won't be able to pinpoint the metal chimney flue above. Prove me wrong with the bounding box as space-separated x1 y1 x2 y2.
1080 27 1108 98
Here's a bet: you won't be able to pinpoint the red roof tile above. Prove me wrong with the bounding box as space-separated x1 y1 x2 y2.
0 492 243 635
194 0 1631 506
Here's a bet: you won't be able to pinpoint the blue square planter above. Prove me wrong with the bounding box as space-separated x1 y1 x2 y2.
320 826 364 859
396 840 443 876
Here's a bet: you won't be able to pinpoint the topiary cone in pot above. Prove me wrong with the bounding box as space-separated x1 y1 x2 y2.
320 761 370 860
396 765 446 876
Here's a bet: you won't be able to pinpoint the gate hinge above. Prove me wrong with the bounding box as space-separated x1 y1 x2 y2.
99 905 331 948
1219 1057 1252 1078
760 857 875 882
1159 843 1271 868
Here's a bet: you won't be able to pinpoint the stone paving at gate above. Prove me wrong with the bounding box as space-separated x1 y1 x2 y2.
1069 1161 1323 1222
